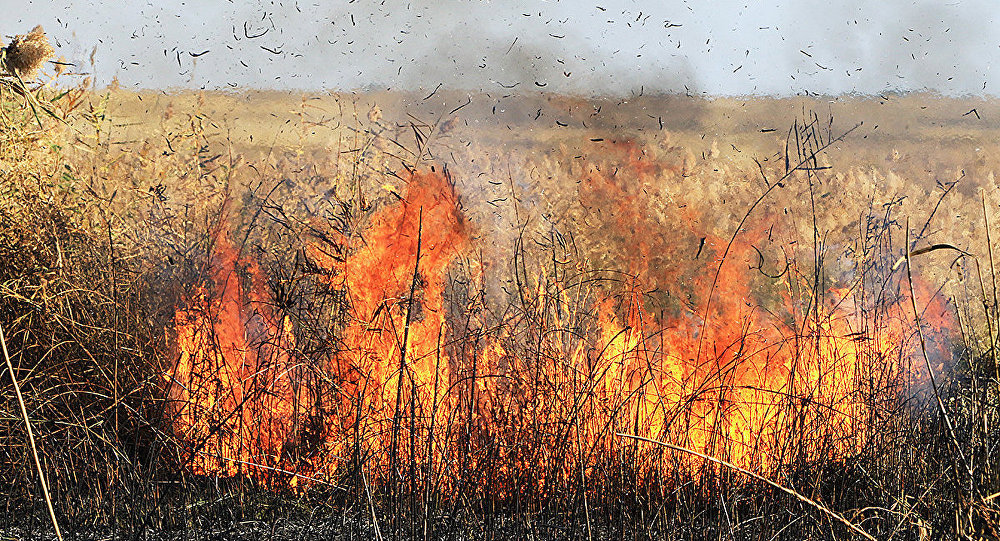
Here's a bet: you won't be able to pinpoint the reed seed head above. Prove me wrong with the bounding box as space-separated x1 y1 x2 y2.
4 25 55 80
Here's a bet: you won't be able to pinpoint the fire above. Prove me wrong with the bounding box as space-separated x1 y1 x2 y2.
306 169 468 471
166 145 954 493
167 229 305 477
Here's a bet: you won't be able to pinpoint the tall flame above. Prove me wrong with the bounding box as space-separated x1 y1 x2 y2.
168 230 304 477
166 150 953 492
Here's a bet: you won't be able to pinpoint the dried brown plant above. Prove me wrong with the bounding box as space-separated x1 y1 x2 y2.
3 25 55 80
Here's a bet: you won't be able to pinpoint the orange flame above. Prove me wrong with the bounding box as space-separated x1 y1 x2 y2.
168 230 305 478
167 150 954 493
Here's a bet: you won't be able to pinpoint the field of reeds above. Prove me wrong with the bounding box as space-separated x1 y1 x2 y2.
2 28 1000 540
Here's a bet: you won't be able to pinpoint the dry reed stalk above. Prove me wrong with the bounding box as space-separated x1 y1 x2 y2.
904 219 974 485
0 320 63 541
983 192 999 382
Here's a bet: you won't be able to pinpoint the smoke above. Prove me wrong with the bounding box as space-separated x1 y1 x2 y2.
7 0 999 96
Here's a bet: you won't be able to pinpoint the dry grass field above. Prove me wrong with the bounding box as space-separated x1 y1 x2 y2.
2 35 1000 539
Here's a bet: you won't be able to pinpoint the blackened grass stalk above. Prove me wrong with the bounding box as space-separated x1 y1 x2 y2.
390 207 422 536
616 433 875 541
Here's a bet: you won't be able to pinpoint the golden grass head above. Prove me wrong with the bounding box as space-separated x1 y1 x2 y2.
4 25 55 80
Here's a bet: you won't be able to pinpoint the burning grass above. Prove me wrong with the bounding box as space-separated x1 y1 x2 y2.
0 43 998 538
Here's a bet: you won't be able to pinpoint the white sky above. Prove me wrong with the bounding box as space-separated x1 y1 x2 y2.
8 0 997 96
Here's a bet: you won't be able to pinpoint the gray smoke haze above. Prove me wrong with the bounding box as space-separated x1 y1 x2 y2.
9 0 998 96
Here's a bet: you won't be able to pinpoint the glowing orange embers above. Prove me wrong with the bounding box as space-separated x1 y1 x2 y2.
166 159 953 491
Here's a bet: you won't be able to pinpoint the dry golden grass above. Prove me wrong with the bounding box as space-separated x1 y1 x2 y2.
71 86 1000 384
2 66 1000 537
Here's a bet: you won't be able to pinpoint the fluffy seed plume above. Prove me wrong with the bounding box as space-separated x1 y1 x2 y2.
3 25 55 80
